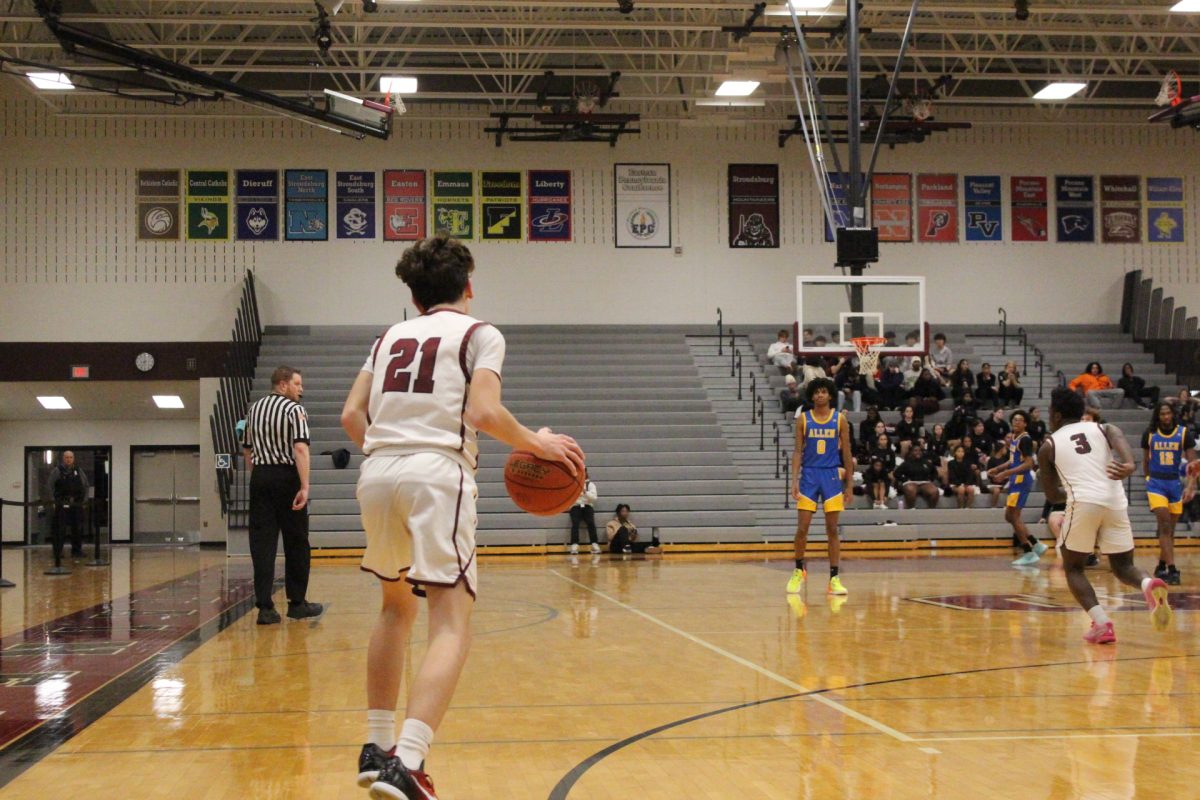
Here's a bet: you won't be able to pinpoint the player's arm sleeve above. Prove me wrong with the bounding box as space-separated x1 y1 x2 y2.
1185 430 1196 451
290 406 311 445
362 333 386 374
468 325 506 380
1037 439 1063 503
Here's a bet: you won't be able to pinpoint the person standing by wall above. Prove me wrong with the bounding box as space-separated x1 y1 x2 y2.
568 469 600 554
45 450 89 558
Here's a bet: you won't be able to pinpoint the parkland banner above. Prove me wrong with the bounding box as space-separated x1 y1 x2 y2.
1146 177 1185 244
235 170 280 241
1099 175 1141 244
186 171 230 241
870 173 912 243
1010 176 1048 242
728 164 779 248
963 175 1002 242
383 169 426 241
284 169 328 241
823 172 850 243
1055 176 1095 243
615 163 671 248
479 171 523 242
335 171 376 239
527 170 572 242
916 173 958 242
136 169 181 241
431 171 475 240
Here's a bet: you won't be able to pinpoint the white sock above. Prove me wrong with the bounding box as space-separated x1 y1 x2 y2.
1087 605 1110 626
397 718 434 770
367 709 396 752
1141 577 1153 592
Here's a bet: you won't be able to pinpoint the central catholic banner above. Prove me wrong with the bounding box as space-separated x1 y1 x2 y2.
186 170 230 241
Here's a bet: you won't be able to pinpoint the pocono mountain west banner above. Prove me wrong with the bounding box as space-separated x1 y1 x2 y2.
335 171 376 240
1147 177 1185 244
479 171 523 242
186 170 230 241
870 173 912 243
615 163 671 248
431 171 475 240
527 170 572 242
916 173 958 242
728 164 779 248
963 175 1002 242
383 169 426 241
235 170 279 241
1099 175 1141 244
1010 176 1048 242
284 169 328 241
1055 176 1095 243
136 169 181 241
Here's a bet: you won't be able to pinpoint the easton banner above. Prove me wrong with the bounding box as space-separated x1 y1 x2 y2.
186 170 230 241
431 171 475 240
1146 177 1185 244
916 173 958 242
1100 175 1141 244
285 169 328 241
871 173 912 243
823 172 850 243
728 164 779 248
1010 177 1048 242
136 169 181 240
383 169 426 241
235 170 279 241
615 163 671 248
963 175 1002 242
336 171 376 239
1055 176 1095 243
479 171 523 242
528 170 571 242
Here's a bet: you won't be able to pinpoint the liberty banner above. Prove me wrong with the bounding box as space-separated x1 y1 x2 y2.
917 174 958 242
1146 177 1185 244
728 164 779 248
870 173 912 243
1055 176 1095 243
1099 175 1141 244
235 170 279 241
285 169 328 241
963 175 1002 242
186 171 230 241
615 163 671 248
479 171 523 242
335 172 376 239
527 170 572 242
136 169 181 241
823 172 850 243
383 169 426 241
431 171 474 240
1010 176 1048 242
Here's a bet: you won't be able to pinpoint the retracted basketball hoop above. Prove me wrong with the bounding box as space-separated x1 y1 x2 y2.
852 336 888 376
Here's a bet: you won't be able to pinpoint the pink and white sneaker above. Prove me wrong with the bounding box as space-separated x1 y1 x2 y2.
1083 621 1116 645
1143 578 1173 631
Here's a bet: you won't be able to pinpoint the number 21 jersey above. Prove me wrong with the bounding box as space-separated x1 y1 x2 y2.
1049 421 1127 510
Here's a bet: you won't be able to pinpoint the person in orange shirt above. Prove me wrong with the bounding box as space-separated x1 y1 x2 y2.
1068 362 1124 409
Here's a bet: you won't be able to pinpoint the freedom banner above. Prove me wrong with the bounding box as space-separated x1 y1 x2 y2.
186 170 229 241
1055 176 1095 243
823 172 850 243
615 163 671 248
728 164 779 248
870 173 911 242
963 175 1002 242
479 171 523 242
383 169 426 241
1010 177 1048 242
916 174 958 242
1146 177 1185 244
284 169 328 241
1099 175 1141 244
528 170 571 242
235 170 279 241
431 171 474 240
136 169 181 241
335 171 376 239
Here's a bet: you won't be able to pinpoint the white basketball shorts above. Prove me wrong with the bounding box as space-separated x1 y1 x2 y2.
357 451 478 598
1059 502 1135 555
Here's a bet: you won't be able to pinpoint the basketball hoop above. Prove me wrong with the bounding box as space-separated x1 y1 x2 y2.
851 336 888 376
1156 70 1182 108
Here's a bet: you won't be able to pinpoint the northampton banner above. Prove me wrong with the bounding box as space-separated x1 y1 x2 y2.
285 169 328 241
964 175 1002 242
1146 177 1185 244
235 170 279 241
186 170 229 241
136 169 181 241
480 171 523 242
615 163 671 248
528 170 571 242
383 169 426 241
728 164 779 248
431 171 474 240
1010 176 1048 242
871 173 911 243
336 171 376 239
1055 176 1095 243
823 172 850 243
916 174 958 242
1099 175 1141 244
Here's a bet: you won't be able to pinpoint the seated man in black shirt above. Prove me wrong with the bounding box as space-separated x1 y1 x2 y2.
893 444 941 509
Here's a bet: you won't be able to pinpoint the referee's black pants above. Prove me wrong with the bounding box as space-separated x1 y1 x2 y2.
248 465 310 610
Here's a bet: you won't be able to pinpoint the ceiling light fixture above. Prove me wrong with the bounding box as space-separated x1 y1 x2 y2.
1170 0 1200 11
715 80 761 97
1014 0 1030 21
38 396 72 410
26 71 74 90
1033 82 1086 100
380 76 417 94
153 395 185 409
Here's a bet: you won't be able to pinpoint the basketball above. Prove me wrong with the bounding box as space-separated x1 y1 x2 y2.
1188 459 1200 479
504 450 583 516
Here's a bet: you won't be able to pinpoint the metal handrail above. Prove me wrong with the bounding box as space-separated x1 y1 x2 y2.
758 396 766 450
998 307 1008 355
736 350 743 400
1017 326 1029 375
749 373 757 420
729 329 736 376
774 423 781 478
782 449 791 509
1034 348 1045 399
1056 369 1067 389
717 307 723 355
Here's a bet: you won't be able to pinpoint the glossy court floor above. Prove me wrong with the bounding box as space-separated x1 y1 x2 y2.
0 545 1196 799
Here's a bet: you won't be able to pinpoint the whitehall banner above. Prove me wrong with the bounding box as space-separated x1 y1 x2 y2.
285 169 328 241
479 171 523 242
615 163 671 248
1055 176 1095 243
963 175 1002 242
383 169 426 241
136 169 181 241
235 170 279 241
916 174 958 242
1010 177 1048 242
186 170 230 241
1099 175 1141 244
728 164 779 248
1146 177 1185 244
527 170 572 242
431 171 475 240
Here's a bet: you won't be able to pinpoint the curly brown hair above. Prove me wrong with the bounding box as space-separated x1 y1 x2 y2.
395 236 476 309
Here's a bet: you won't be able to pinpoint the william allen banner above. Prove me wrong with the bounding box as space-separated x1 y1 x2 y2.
615 163 671 248
1055 175 1095 243
1099 175 1140 244
186 170 229 241
431 171 474 240
235 170 279 241
1010 176 1048 242
871 173 911 243
1147 177 1185 244
528 170 571 242
964 175 1002 242
285 169 328 241
728 164 779 248
136 169 181 241
479 171 523 242
917 173 958 242
383 169 426 241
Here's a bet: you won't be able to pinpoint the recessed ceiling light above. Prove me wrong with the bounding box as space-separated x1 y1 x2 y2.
765 0 839 14
695 98 767 107
38 396 72 410
380 76 418 95
1033 82 1086 101
1170 0 1200 12
153 395 185 409
27 72 74 90
715 80 760 97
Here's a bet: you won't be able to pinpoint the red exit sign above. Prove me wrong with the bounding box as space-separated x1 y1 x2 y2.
70 365 90 379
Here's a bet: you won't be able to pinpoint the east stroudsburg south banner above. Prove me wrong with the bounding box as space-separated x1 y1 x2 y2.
614 163 671 248
728 164 779 248
335 171 376 240
916 173 958 242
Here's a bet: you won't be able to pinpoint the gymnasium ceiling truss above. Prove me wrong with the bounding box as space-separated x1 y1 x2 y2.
0 1 1198 123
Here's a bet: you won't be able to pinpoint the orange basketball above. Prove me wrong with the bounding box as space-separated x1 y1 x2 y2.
1188 459 1200 479
504 450 583 516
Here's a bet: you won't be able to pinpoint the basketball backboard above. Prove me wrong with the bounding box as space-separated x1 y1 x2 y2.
794 275 927 358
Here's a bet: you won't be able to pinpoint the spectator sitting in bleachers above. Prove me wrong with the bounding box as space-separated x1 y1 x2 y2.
958 389 980 416
834 362 870 412
799 355 827 390
999 361 1024 408
876 361 906 410
944 406 971 450
908 367 944 416
1118 362 1159 409
984 441 1009 508
1068 361 1124 409
863 456 892 509
902 357 924 393
929 332 953 378
894 444 941 509
960 433 983 474
970 419 995 460
946 445 979 509
976 362 1000 409
605 504 660 554
1167 388 1198 430
893 405 922 459
779 374 803 414
925 422 949 485
949 359 974 404
801 328 815 347
767 328 797 375
983 407 1010 443
858 405 884 448
870 432 897 468
1027 406 1047 446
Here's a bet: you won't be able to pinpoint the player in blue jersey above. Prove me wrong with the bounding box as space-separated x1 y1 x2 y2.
788 378 855 596
1142 402 1196 585
986 410 1049 567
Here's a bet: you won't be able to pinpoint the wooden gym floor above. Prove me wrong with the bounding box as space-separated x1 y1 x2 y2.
0 544 1196 799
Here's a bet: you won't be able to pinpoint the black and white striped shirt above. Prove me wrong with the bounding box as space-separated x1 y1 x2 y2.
242 393 310 466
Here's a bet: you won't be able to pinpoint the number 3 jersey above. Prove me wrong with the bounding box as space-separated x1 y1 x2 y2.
1049 421 1127 510
361 308 506 471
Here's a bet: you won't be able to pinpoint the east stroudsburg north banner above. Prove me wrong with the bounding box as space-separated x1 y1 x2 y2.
728 164 779 248
614 163 671 248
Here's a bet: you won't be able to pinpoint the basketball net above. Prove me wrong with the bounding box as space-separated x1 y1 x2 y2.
1156 70 1182 108
852 336 888 376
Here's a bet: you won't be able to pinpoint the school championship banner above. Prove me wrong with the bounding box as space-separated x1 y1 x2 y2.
185 170 230 241
479 171 523 242
727 164 779 248
235 170 279 241
1055 176 1095 243
1099 175 1141 244
1010 176 1048 242
431 171 475 240
614 163 671 248
136 169 181 241
527 170 571 242
383 169 426 241
335 172 376 239
823 172 850 243
870 173 912 243
1146 177 1185 244
963 175 1002 242
284 169 328 241
916 173 958 242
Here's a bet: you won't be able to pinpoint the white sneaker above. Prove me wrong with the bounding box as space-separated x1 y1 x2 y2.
590 543 601 554
569 544 579 555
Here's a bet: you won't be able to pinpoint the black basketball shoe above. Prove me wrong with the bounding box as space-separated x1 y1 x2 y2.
357 743 393 789
286 601 324 620
370 757 439 800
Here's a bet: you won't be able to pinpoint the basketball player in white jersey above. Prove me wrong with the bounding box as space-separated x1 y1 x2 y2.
340 236 585 799
1038 388 1171 644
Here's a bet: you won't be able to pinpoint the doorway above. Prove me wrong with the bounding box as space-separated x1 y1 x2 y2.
23 446 112 546
130 446 201 544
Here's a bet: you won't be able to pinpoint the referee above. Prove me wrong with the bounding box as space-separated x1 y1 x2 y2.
242 365 323 625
